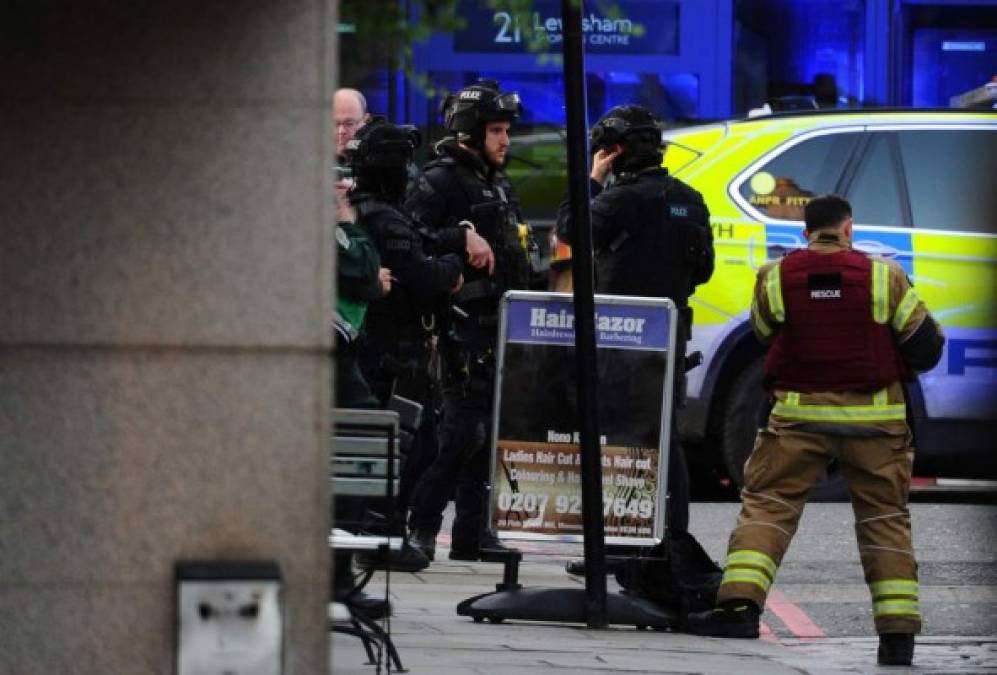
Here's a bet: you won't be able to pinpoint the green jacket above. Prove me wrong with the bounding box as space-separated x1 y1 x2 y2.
336 221 382 335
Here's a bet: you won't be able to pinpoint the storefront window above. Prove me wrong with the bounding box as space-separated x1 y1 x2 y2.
734 0 866 113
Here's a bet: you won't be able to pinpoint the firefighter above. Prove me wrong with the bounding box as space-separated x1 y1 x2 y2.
686 195 945 667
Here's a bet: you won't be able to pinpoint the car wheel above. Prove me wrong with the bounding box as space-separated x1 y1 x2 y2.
720 356 848 501
720 357 768 486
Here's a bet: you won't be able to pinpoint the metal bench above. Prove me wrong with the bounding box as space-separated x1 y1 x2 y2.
330 408 406 672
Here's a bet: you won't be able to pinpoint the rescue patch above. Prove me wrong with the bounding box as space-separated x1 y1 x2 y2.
808 272 842 300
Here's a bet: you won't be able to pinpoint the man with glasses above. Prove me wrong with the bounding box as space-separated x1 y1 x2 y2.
334 88 370 160
404 79 532 562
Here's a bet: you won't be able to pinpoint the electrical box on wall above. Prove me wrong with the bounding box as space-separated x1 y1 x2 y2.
176 560 283 675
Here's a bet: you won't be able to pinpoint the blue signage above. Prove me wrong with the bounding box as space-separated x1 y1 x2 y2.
506 298 671 350
453 0 679 55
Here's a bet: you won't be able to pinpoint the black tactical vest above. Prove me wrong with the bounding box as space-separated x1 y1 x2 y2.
422 155 531 307
355 199 437 342
595 173 710 307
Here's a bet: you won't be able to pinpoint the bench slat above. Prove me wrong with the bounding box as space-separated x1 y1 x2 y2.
334 436 399 456
333 457 396 478
332 476 400 497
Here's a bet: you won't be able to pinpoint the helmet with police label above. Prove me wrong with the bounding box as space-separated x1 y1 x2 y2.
589 104 662 153
442 79 523 134
345 116 421 173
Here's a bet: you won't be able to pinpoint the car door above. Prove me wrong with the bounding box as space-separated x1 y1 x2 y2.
872 125 997 423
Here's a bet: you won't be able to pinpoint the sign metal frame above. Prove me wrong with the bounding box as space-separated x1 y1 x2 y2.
488 290 678 547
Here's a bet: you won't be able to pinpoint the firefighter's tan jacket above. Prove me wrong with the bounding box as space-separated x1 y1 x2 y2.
717 228 945 635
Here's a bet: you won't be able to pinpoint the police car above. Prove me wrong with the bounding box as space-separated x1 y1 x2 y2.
657 107 997 492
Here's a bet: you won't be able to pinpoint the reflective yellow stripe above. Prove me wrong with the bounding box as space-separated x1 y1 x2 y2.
721 569 772 593
874 599 920 617
773 388 905 422
870 579 919 599
872 260 890 324
725 549 778 578
752 298 773 337
892 286 920 332
766 264 785 323
772 401 907 422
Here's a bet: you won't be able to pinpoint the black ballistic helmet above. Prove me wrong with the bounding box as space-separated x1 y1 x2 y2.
442 79 523 134
589 104 662 153
345 116 421 173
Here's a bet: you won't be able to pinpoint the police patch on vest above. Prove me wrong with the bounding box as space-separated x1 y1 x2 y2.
670 204 689 218
386 238 411 251
808 272 842 300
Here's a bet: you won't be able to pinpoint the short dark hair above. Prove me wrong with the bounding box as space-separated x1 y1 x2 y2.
804 194 852 231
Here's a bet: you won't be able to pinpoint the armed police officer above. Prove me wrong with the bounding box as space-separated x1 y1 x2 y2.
404 79 533 561
556 104 714 540
345 118 465 572
688 196 944 667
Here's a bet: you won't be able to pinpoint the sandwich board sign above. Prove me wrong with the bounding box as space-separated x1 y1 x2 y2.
489 291 678 546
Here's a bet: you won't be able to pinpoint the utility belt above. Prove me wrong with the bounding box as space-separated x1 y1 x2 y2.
440 314 497 398
453 278 503 305
365 306 438 337
441 345 496 399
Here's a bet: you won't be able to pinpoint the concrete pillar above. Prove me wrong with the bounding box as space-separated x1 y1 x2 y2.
0 2 336 673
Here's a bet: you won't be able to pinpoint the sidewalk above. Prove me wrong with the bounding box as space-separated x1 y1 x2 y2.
331 553 836 675
329 509 997 674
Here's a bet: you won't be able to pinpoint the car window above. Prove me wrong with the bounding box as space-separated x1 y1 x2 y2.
739 132 860 221
847 133 904 228
897 129 997 234
506 126 568 226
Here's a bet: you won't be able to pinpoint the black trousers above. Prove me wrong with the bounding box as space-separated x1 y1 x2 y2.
407 388 491 547
358 338 440 516
668 429 690 534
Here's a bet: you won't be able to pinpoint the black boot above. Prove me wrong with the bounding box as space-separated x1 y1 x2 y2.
685 600 761 638
479 530 517 555
356 541 430 573
332 552 391 620
409 529 437 562
565 559 586 576
450 531 517 561
878 633 914 666
333 586 392 621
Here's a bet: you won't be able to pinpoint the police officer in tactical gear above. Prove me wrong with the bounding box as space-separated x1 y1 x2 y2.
556 104 715 538
345 118 465 572
404 79 532 561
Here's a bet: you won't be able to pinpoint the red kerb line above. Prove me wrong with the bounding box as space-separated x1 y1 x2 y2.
766 588 826 638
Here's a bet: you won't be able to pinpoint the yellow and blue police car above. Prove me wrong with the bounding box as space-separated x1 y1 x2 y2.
658 107 996 490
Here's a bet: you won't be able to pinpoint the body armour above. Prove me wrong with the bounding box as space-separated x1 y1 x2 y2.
765 248 909 392
592 169 713 307
353 195 462 343
406 142 531 317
